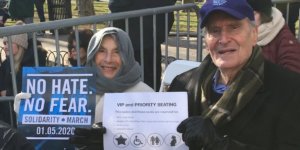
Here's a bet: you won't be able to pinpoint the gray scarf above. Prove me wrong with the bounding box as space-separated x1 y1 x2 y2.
86 27 141 94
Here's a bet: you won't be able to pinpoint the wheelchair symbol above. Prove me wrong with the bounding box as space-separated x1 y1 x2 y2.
133 135 143 145
130 133 146 148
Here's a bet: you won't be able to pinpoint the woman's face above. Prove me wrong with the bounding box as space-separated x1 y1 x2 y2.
69 40 87 61
94 36 122 79
3 41 20 56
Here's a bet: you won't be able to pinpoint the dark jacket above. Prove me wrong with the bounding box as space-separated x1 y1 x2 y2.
8 0 34 19
0 8 9 27
169 60 300 149
261 24 300 74
0 121 34 150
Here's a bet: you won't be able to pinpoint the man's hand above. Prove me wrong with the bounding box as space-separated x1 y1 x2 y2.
177 116 228 150
69 122 106 150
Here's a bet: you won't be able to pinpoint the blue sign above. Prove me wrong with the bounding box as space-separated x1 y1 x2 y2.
18 67 97 150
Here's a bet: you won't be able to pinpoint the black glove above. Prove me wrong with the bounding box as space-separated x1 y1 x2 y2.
69 122 106 150
177 116 229 150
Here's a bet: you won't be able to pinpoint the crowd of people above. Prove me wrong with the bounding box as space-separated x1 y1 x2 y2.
0 0 300 149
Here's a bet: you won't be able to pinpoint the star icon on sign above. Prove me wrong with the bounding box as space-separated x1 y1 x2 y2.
115 135 127 145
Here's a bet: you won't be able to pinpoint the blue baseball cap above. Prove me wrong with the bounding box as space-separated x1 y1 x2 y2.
199 0 255 28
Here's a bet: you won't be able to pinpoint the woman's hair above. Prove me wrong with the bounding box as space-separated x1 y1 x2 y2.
100 33 118 48
13 45 25 73
67 29 94 52
247 0 273 24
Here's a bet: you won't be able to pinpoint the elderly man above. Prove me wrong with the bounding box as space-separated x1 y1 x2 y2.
168 0 300 149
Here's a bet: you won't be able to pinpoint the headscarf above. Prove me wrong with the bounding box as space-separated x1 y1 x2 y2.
2 21 28 49
86 27 141 94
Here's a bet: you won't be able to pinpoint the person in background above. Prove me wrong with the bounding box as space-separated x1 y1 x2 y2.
7 0 34 24
108 0 177 91
77 0 95 28
0 21 47 127
275 2 300 36
67 29 94 67
168 0 300 149
247 0 300 74
34 0 46 35
70 27 154 150
78 0 95 17
0 8 9 27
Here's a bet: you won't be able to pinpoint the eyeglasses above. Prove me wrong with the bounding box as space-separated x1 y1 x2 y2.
67 45 75 50
68 45 80 51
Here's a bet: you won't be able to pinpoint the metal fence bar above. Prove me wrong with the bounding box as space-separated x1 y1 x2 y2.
32 33 39 66
54 29 61 66
298 8 300 41
164 13 169 66
139 16 144 81
186 10 191 60
74 26 81 66
175 10 180 59
153 14 157 90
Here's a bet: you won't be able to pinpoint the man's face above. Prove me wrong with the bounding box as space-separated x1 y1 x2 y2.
94 36 122 79
205 12 258 72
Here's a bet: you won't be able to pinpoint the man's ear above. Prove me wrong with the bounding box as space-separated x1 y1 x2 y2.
203 34 211 54
251 26 258 47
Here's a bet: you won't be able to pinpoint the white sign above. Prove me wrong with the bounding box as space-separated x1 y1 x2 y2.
103 92 189 150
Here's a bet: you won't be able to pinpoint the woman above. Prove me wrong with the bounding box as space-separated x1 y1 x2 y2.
85 27 154 123
69 27 154 149
247 0 300 74
15 27 153 149
67 29 94 66
0 21 47 127
0 21 47 96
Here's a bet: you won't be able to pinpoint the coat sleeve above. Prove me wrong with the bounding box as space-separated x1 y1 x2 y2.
226 88 300 150
108 0 134 12
0 120 35 150
275 25 300 74
168 71 191 92
276 91 300 149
